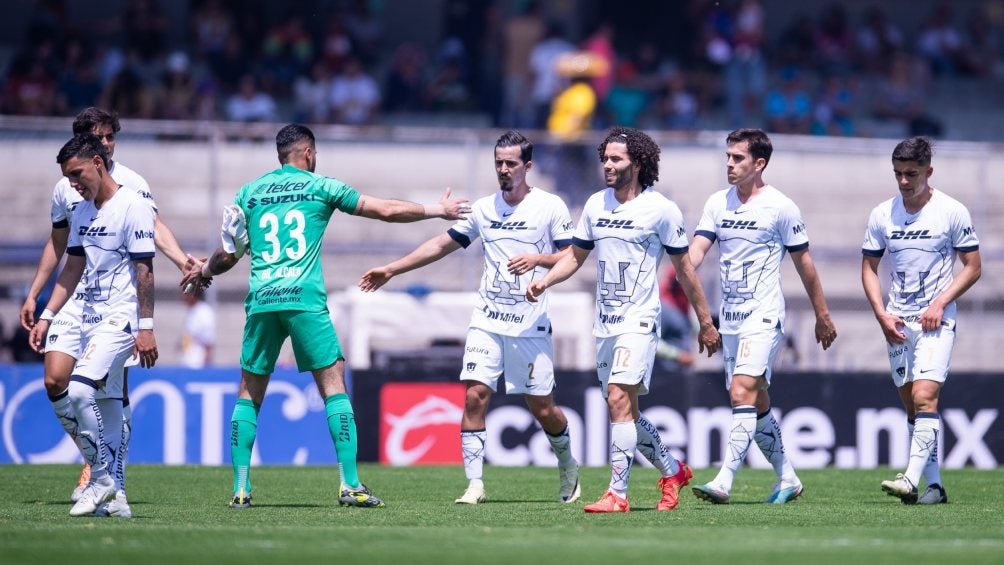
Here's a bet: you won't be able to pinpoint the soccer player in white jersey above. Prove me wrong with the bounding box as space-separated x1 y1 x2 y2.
689 128 837 505
28 133 159 517
18 107 193 515
527 127 720 513
360 130 582 505
862 137 981 505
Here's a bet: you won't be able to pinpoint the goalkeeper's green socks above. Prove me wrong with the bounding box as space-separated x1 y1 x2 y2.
325 393 360 489
231 398 260 496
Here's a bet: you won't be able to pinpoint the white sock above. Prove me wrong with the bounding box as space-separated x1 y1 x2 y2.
97 398 124 492
608 421 637 498
635 415 680 476
908 420 942 487
67 380 110 480
121 403 132 493
755 409 798 486
460 429 487 482
906 413 940 487
50 391 85 456
546 426 576 468
712 406 756 492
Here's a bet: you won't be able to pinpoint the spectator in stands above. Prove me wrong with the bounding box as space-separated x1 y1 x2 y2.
958 8 1001 77
528 21 575 129
916 2 964 76
814 3 854 75
501 0 544 128
155 52 198 120
854 6 904 75
604 61 650 128
424 42 475 113
659 67 700 130
226 75 277 123
293 61 333 124
261 14 314 88
873 52 942 137
383 43 428 113
811 73 856 137
330 57 380 125
764 67 813 135
346 0 384 66
582 23 616 102
99 60 155 119
725 0 768 128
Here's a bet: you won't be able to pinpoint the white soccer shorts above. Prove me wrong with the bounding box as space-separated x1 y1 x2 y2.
722 328 784 389
595 330 658 398
73 317 136 398
46 300 134 398
887 318 955 388
459 327 555 396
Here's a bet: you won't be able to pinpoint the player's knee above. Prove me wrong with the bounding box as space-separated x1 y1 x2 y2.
43 372 71 397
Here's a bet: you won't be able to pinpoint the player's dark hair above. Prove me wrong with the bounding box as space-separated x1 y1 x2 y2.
72 107 121 135
276 124 316 163
57 133 110 168
495 130 533 163
597 127 660 188
892 136 933 166
726 128 773 168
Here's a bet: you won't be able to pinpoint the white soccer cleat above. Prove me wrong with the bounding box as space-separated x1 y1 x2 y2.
454 482 487 505
70 464 91 502
69 475 116 517
70 485 86 503
881 473 918 504
95 490 132 519
559 463 581 503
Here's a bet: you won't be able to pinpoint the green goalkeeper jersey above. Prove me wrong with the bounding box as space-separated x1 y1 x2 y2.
234 164 360 315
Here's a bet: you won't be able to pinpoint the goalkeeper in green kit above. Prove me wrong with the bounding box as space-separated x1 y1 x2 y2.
181 124 471 508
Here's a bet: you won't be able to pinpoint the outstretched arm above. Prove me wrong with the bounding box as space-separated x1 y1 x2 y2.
354 187 470 222
359 233 462 292
154 214 190 271
21 226 69 330
669 252 720 356
181 247 239 291
790 248 837 350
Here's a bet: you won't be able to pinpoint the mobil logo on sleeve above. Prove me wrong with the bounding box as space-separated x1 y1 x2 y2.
379 383 465 465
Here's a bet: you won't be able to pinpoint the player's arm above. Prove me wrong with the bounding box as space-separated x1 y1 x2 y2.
507 244 571 275
359 233 462 292
525 244 589 303
354 187 470 222
133 256 158 368
669 252 721 356
28 254 85 353
20 226 70 330
153 214 191 272
181 246 239 291
789 248 837 350
687 233 714 270
920 249 981 333
861 254 906 345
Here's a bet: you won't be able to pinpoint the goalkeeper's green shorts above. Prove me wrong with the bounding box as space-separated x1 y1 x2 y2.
240 309 344 374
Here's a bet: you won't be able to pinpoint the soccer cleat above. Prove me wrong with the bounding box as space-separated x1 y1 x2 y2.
881 473 918 504
455 482 487 505
692 483 730 504
558 463 581 503
912 483 948 505
95 490 132 518
339 483 385 508
69 475 116 517
766 483 804 504
583 490 630 513
656 463 693 510
230 488 252 509
70 464 91 502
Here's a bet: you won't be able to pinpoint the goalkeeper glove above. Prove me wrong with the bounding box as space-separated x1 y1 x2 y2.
221 204 249 258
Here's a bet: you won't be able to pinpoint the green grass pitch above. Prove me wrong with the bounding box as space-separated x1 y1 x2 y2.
1 464 1002 564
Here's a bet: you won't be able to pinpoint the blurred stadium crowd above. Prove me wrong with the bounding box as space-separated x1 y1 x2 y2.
2 0 1002 139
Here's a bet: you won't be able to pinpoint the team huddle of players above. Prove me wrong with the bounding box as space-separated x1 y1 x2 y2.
22 107 980 517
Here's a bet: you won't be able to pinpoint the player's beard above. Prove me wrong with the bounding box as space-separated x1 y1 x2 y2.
606 168 633 190
498 178 513 192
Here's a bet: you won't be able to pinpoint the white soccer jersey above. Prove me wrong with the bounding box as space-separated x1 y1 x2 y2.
51 161 156 304
695 185 808 335
862 189 979 320
449 187 574 337
66 188 156 328
574 187 689 338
